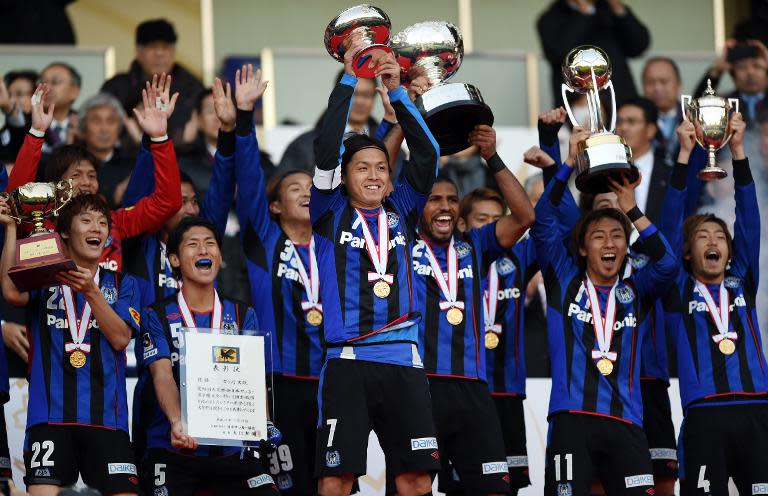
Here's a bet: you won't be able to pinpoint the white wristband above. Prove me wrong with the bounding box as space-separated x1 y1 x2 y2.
150 134 169 142
29 128 45 138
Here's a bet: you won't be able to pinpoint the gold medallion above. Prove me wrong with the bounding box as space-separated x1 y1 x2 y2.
306 309 323 327
69 350 86 369
373 280 390 299
485 332 499 350
446 307 464 326
718 338 736 355
596 358 613 376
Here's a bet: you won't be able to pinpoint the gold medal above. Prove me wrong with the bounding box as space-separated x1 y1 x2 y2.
306 309 323 327
373 280 390 299
596 358 613 376
446 307 464 326
485 331 499 350
69 350 86 368
718 338 736 355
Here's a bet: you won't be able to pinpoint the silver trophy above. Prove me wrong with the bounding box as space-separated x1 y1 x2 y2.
324 4 393 79
391 21 493 155
680 79 739 180
562 46 636 193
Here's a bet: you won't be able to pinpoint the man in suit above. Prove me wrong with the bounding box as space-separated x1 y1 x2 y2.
642 57 683 165
39 62 81 154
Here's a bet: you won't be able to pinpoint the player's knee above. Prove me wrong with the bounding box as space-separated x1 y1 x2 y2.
318 474 354 496
28 486 62 496
394 470 432 496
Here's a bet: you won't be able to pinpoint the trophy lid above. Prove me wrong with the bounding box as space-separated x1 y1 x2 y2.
391 21 463 85
562 45 612 94
324 4 391 62
692 78 730 109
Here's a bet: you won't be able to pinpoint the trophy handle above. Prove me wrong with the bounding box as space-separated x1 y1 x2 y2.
728 98 740 115
680 95 692 120
561 84 580 127
51 179 74 217
603 80 617 133
0 192 23 225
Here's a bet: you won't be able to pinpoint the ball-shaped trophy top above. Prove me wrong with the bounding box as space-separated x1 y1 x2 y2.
324 4 391 62
391 21 464 85
562 45 612 94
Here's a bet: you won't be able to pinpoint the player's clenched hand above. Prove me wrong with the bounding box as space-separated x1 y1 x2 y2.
2 321 29 364
171 419 198 450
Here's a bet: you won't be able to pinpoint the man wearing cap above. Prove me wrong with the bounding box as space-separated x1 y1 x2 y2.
102 18 204 143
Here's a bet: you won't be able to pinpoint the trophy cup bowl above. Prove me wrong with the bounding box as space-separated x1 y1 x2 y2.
324 4 393 79
4 180 77 291
681 79 738 181
391 21 493 156
561 46 637 193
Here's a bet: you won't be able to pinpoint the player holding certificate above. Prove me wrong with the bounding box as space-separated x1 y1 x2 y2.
135 217 279 495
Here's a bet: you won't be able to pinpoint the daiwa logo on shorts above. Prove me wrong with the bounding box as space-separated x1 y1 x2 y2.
481 461 508 474
247 474 274 488
625 473 654 488
326 450 341 468
34 468 51 477
557 482 572 496
108 463 137 475
753 483 768 494
154 488 169 496
410 437 438 450
0 457 10 469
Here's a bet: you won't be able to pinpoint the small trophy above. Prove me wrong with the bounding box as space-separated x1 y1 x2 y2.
391 21 493 155
561 46 637 193
324 4 393 79
2 180 76 291
681 79 739 180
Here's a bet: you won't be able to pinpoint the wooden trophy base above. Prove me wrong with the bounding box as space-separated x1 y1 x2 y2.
8 233 76 292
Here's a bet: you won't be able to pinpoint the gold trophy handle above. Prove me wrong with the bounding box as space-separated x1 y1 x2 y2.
0 192 23 225
51 179 74 217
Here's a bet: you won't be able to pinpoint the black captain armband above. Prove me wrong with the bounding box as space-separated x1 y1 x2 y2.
216 129 235 156
236 109 254 137
486 153 507 174
626 206 644 223
732 158 752 186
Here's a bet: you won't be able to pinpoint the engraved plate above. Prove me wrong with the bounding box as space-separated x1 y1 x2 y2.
19 238 59 261
421 83 472 112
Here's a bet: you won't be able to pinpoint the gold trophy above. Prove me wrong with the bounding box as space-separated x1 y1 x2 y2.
681 79 740 180
2 180 76 291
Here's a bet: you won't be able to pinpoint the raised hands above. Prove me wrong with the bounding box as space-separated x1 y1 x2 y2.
372 51 401 92
607 173 642 214
0 79 11 115
234 64 268 112
408 76 430 102
212 77 235 132
342 31 369 77
30 83 55 132
0 194 16 227
133 73 179 139
538 107 568 145
375 85 396 123
676 119 697 163
468 125 497 161
567 127 591 167
523 146 556 169
728 111 746 160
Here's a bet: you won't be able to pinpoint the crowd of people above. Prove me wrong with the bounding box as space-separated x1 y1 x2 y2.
0 1 766 495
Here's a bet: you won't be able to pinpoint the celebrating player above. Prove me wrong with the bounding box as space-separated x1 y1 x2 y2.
532 129 677 495
310 39 440 496
135 216 278 495
660 112 768 494
0 194 141 496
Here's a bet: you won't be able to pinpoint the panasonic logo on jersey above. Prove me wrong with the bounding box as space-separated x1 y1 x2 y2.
567 304 636 329
688 295 746 314
338 231 406 248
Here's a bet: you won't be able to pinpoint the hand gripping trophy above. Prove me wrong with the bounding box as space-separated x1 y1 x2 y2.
324 4 393 78
561 45 637 192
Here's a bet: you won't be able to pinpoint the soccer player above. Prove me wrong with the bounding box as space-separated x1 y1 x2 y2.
6 76 182 272
533 128 677 495
0 168 13 495
231 64 321 494
660 112 768 494
310 39 440 496
0 193 141 496
136 216 278 495
409 123 533 495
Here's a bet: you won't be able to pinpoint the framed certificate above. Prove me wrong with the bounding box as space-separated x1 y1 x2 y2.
179 328 268 446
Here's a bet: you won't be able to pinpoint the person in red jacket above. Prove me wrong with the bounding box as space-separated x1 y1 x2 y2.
6 75 182 272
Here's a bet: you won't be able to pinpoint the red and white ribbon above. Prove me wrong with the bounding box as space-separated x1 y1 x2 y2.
421 236 464 313
586 277 618 362
177 288 222 330
287 237 322 313
695 280 737 344
356 208 393 286
483 261 502 333
62 271 100 354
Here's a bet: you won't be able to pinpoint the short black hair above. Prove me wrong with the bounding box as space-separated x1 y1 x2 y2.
195 88 213 113
4 70 38 89
46 145 100 182
55 193 112 240
136 18 177 45
642 56 681 83
572 208 631 271
178 170 198 193
434 174 459 193
265 169 312 217
618 97 658 126
43 62 82 87
167 216 222 258
340 134 389 172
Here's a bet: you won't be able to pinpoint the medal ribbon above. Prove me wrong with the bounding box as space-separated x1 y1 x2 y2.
287 237 322 313
62 271 100 354
355 208 393 285
585 277 618 362
694 280 736 344
483 261 501 333
177 288 223 330
421 236 464 312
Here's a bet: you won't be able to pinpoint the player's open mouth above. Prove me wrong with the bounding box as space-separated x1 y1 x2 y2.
85 237 102 247
433 214 453 232
195 259 213 271
364 184 382 191
705 250 721 262
300 200 310 207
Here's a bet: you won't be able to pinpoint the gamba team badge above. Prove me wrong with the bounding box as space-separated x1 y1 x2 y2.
212 346 240 364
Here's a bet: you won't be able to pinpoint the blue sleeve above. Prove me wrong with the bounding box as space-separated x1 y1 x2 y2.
0 166 7 192
514 235 540 282
235 129 273 240
374 120 394 142
630 225 679 300
121 138 154 208
468 221 505 267
243 308 258 334
532 164 577 279
729 160 760 285
683 145 708 217
201 143 236 237
141 308 171 366
116 275 141 336
658 169 687 259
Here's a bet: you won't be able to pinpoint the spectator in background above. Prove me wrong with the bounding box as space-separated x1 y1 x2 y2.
77 93 135 207
101 18 204 144
537 0 650 106
0 71 37 168
39 62 82 154
642 57 683 164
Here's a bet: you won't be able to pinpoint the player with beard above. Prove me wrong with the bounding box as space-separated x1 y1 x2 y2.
659 113 768 494
533 129 677 495
310 37 440 496
410 122 533 495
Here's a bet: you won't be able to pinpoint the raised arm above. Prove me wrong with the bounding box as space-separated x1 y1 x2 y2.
120 136 154 207
659 120 697 257
0 198 27 306
609 2 650 57
6 84 54 191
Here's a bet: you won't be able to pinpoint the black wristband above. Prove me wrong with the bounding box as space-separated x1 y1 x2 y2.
537 119 561 147
236 109 254 136
626 206 643 223
732 158 752 186
486 153 506 173
217 129 235 156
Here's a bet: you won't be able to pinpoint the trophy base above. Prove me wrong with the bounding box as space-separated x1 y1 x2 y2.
353 44 393 78
698 166 728 181
576 162 640 194
417 83 494 156
9 233 77 292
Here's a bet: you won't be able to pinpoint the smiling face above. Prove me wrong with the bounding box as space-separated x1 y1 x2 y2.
61 160 99 195
270 172 312 224
579 216 628 284
342 147 389 209
460 199 502 231
420 181 460 243
61 208 110 264
687 220 730 283
169 225 221 286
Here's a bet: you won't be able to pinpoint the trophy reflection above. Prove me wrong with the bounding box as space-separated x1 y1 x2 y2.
324 4 393 79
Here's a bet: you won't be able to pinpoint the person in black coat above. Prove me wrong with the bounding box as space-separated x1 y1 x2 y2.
537 0 650 107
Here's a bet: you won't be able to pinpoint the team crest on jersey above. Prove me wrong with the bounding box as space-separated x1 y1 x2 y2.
101 286 118 304
154 488 169 496
387 211 400 228
630 253 649 270
454 241 471 259
213 346 240 364
496 257 516 276
557 482 573 496
615 285 635 304
277 474 293 490
221 320 239 334
142 333 158 360
129 307 141 327
104 235 113 248
326 450 341 468
724 276 741 289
